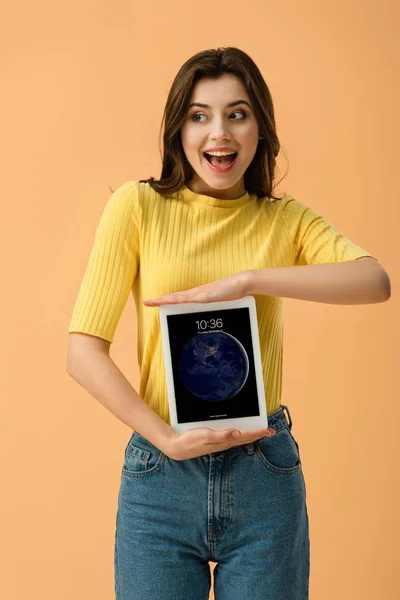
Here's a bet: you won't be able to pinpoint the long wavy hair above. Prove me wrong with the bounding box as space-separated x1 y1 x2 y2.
124 47 288 200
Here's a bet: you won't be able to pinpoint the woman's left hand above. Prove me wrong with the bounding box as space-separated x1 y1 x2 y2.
143 271 251 306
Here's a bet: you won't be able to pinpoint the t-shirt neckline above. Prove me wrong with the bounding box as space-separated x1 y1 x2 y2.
179 184 256 208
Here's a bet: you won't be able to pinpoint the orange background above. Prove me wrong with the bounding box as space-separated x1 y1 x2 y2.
1 1 399 599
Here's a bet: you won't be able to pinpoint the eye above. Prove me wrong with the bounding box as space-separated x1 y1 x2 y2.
190 111 247 122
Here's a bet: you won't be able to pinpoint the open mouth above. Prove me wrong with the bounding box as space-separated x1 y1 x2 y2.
203 152 238 166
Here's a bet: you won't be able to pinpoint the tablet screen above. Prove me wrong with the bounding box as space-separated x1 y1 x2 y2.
164 306 261 425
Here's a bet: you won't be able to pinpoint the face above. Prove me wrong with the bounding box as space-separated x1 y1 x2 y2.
180 74 261 200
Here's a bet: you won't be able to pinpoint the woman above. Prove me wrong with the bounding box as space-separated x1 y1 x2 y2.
67 47 390 600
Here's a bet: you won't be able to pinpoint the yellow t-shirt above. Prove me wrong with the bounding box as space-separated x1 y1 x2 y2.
68 181 376 421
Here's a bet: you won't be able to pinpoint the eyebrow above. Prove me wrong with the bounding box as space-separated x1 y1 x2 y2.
188 100 252 109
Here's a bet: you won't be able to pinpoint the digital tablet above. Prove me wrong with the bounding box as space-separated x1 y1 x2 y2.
158 295 268 434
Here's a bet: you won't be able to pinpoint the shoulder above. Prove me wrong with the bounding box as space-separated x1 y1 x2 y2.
107 180 142 214
97 181 143 234
109 180 138 201
277 194 320 224
260 193 307 221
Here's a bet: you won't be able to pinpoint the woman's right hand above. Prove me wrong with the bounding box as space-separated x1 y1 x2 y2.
165 426 276 460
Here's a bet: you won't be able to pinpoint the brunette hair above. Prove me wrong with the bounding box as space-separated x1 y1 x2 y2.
125 47 287 200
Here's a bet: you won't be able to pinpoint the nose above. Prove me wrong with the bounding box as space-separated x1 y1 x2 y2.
210 117 231 141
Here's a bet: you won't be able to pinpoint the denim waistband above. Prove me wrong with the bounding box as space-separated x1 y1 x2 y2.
267 404 293 432
238 404 293 456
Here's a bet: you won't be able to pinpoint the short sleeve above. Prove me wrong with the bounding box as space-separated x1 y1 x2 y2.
68 181 140 343
281 197 377 266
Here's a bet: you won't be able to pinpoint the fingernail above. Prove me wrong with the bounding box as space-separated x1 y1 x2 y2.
232 431 240 437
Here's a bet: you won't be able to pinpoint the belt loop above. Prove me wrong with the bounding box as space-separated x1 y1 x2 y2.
245 442 255 455
281 404 293 430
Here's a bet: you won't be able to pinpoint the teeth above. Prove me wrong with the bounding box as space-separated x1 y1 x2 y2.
204 150 236 156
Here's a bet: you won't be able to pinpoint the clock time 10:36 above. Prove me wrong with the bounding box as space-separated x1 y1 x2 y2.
196 318 223 330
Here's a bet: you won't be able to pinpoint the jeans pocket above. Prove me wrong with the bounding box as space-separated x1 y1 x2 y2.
122 432 167 478
255 425 302 475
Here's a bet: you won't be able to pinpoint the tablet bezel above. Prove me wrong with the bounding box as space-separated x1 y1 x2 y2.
158 295 268 433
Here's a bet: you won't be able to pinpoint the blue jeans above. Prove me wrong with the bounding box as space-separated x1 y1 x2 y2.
114 404 310 599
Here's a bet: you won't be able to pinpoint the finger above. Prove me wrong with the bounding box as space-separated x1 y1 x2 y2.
230 428 275 444
144 294 176 303
213 428 271 444
235 428 275 436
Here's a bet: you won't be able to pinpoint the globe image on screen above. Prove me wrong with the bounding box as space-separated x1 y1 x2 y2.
177 331 249 402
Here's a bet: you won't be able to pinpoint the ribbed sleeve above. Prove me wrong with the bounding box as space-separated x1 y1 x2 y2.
281 197 376 265
68 181 140 342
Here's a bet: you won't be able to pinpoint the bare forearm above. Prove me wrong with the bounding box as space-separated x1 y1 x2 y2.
245 259 391 305
67 351 176 454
